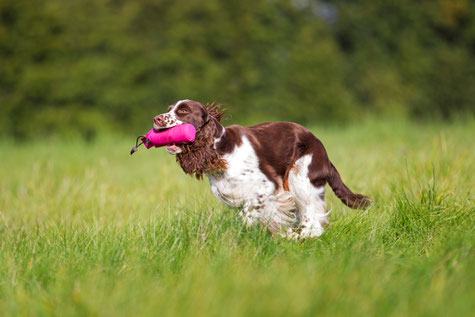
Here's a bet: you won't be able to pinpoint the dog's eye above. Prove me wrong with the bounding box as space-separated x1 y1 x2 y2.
177 109 189 115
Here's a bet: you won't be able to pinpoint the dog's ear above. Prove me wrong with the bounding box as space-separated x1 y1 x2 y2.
205 103 225 122
201 105 209 123
202 102 225 137
210 116 224 138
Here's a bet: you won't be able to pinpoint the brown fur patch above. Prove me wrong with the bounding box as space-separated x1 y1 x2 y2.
175 104 227 179
205 102 226 122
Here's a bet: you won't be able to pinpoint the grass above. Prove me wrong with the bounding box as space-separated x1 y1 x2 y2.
0 119 474 316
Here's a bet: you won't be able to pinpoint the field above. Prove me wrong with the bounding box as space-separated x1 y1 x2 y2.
0 119 474 316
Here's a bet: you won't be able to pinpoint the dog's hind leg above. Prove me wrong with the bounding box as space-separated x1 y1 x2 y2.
288 154 329 238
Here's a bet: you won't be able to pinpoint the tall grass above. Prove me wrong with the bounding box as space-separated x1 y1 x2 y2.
0 119 474 316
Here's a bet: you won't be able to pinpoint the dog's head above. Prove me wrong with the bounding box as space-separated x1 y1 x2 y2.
153 99 209 132
153 99 224 167
153 100 216 154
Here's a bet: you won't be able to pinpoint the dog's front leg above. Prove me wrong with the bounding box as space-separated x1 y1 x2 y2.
238 202 261 227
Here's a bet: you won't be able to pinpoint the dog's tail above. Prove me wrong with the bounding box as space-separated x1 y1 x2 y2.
327 162 371 209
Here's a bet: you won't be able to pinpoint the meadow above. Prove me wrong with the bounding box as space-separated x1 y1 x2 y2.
0 119 474 316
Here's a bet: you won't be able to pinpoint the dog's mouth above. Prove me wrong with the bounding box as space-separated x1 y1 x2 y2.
166 144 182 154
153 126 170 132
153 120 181 131
150 123 196 155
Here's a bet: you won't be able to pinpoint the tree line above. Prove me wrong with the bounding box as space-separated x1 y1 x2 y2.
1 0 474 139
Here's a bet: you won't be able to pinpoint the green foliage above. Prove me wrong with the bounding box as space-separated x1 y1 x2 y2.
334 0 475 118
0 120 474 316
389 181 472 247
1 0 475 139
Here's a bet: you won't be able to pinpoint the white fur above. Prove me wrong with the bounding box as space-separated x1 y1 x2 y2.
213 129 226 149
208 136 297 232
287 154 329 238
153 99 187 130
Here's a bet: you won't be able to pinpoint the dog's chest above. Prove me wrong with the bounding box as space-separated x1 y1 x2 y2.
208 137 274 207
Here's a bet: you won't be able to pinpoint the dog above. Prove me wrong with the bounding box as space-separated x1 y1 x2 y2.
153 99 371 238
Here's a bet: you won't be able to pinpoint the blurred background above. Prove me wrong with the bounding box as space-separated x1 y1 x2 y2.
1 0 474 140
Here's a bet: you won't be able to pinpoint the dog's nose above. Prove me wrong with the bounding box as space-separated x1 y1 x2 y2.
154 115 164 127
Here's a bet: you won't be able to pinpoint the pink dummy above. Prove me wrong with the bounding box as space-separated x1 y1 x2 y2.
130 124 196 155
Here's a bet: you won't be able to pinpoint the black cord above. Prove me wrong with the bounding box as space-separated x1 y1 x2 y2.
130 136 146 155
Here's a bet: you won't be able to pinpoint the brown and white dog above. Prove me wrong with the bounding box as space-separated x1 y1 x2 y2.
153 99 371 238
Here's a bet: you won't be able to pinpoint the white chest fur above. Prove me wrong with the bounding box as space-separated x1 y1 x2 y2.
207 136 275 208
